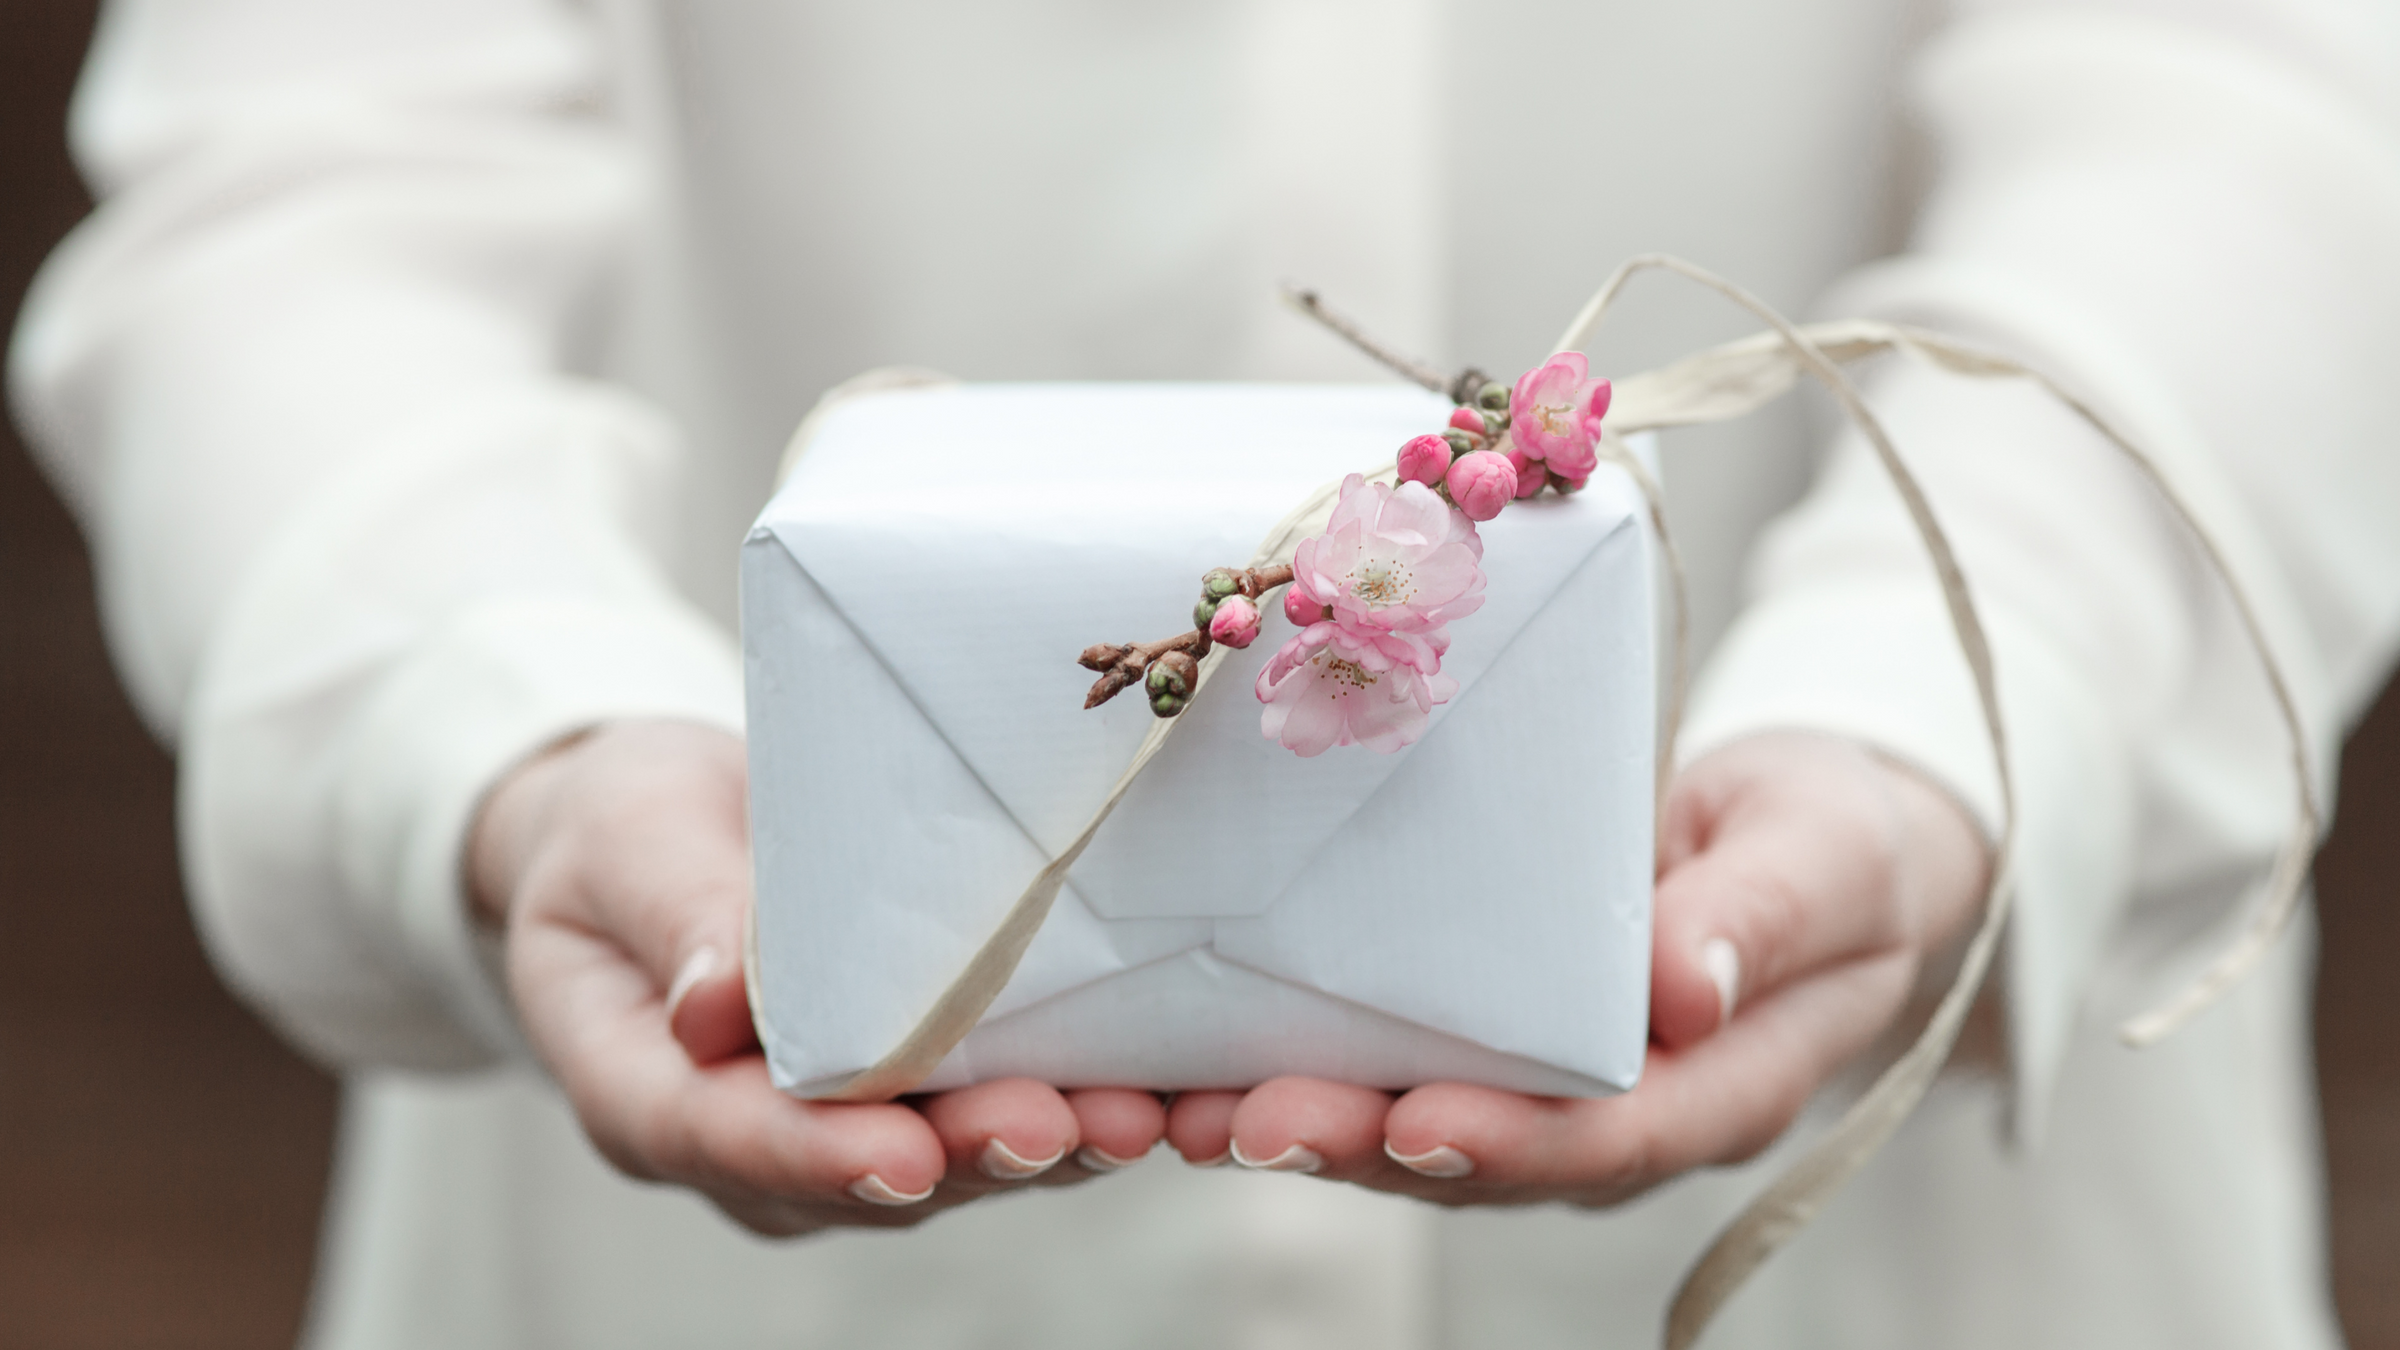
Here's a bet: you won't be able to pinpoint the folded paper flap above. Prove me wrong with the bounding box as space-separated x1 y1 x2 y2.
918 948 1632 1097
760 383 1637 920
742 537 1068 1077
747 535 1232 1074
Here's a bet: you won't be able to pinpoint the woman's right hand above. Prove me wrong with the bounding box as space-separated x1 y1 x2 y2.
467 719 1167 1236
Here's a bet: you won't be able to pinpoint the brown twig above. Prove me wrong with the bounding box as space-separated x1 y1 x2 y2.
1078 630 1209 709
1078 563 1297 712
1279 286 1451 394
1231 563 1295 599
1279 284 1503 413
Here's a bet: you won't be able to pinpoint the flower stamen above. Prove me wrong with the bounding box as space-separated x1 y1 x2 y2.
1347 562 1416 608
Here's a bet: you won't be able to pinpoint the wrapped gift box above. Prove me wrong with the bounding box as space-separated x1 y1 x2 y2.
742 384 1655 1098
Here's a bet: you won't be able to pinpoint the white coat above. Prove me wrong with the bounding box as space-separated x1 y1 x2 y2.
13 1 2400 1346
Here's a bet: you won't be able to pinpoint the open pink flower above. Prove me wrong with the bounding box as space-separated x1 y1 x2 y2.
1509 353 1611 479
1288 476 1486 637
1255 622 1459 756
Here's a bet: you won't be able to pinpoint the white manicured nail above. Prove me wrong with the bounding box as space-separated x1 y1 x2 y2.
1189 1151 1232 1168
1075 1144 1145 1173
1702 937 1741 1027
1230 1140 1323 1174
979 1138 1065 1181
848 1174 933 1206
664 947 720 1022
1385 1141 1475 1178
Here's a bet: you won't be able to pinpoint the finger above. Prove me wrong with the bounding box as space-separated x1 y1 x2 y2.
1226 1077 1393 1180
918 1078 1080 1187
1066 1089 1167 1172
678 1060 953 1229
1387 950 1915 1202
524 919 950 1224
543 725 757 1060
1650 751 1907 1048
666 945 759 1065
1165 1091 1243 1166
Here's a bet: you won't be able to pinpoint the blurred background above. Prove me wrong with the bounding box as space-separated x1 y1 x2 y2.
0 5 2390 1348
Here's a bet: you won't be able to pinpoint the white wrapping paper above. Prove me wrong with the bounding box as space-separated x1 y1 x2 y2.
742 384 1655 1098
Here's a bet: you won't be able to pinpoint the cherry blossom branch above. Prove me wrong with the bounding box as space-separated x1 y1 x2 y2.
1078 563 1295 714
1078 288 1610 724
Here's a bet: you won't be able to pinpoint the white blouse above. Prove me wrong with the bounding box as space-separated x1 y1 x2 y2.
12 1 2400 1346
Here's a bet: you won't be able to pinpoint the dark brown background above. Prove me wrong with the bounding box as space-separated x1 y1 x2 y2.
0 10 340 1346
0 6 2391 1348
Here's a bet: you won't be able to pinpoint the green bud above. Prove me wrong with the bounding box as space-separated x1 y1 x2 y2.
1150 691 1187 718
1442 428 1477 456
1477 381 1509 412
1194 596 1220 629
1146 648 1199 703
1201 568 1243 600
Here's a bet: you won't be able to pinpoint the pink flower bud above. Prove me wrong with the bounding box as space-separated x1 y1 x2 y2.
1283 585 1329 628
1448 407 1487 435
1506 446 1546 499
1396 433 1453 487
1445 450 1517 522
1208 593 1263 648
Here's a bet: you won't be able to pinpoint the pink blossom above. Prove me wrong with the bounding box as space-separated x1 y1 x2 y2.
1447 407 1487 436
1505 446 1547 499
1509 353 1612 473
1208 594 1262 648
1283 585 1328 628
1255 623 1459 756
1287 476 1486 638
1444 450 1516 522
1395 434 1453 487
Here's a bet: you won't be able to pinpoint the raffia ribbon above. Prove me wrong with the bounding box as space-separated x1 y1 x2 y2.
761 255 2318 1350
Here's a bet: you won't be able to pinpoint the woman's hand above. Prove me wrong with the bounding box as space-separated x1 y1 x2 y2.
468 720 1168 1237
1159 732 1991 1203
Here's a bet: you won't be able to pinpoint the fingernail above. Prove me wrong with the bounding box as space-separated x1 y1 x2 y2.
1702 937 1741 1027
665 947 720 1022
1385 1141 1475 1178
1075 1144 1146 1173
1229 1140 1323 1174
848 1174 933 1206
1189 1151 1233 1168
979 1138 1066 1181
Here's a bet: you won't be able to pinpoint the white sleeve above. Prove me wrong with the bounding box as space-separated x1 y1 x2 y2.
1682 2 2400 1135
7 0 743 1070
